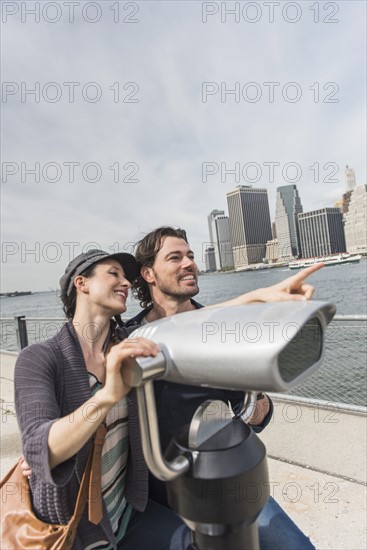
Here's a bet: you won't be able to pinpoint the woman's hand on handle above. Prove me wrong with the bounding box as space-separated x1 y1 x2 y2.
48 338 159 470
100 338 160 405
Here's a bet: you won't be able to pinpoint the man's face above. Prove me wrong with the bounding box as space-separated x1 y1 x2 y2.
144 236 199 302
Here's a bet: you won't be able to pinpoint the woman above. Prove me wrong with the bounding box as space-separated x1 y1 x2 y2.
16 249 321 549
15 249 190 549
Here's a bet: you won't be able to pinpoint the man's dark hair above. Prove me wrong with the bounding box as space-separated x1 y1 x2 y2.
132 226 188 309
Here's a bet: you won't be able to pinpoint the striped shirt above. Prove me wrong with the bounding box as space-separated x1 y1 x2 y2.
86 374 133 549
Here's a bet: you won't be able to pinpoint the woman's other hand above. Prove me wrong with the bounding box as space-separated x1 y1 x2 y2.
20 457 32 479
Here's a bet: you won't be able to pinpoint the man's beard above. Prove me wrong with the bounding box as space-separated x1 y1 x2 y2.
153 271 199 302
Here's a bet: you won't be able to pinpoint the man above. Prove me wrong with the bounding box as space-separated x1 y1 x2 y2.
126 226 318 550
127 226 273 441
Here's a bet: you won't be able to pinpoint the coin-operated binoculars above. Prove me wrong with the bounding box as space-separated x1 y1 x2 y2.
126 301 336 550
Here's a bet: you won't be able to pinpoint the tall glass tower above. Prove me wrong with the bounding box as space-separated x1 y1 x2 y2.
207 210 234 270
275 185 303 259
227 186 272 269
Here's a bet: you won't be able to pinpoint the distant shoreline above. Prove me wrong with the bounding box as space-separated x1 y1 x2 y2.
0 291 32 298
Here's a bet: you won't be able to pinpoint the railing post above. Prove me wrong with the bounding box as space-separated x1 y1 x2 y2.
15 315 28 350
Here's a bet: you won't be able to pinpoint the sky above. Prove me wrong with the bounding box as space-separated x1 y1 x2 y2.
1 0 366 292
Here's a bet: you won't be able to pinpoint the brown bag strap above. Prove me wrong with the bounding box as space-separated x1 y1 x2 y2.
69 423 107 526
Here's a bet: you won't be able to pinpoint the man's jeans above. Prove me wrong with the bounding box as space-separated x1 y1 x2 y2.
120 496 315 549
258 496 315 550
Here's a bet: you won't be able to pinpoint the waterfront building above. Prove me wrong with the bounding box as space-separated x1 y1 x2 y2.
275 185 303 260
344 165 356 192
265 239 279 263
298 208 346 258
207 210 234 270
207 210 223 270
226 186 272 269
344 185 367 254
204 246 216 272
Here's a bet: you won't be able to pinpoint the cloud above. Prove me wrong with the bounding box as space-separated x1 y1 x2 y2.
1 0 366 291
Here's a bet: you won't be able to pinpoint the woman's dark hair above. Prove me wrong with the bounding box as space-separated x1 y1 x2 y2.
61 264 97 319
132 226 188 309
61 261 125 329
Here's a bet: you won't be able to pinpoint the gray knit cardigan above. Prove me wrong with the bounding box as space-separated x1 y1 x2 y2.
14 321 148 550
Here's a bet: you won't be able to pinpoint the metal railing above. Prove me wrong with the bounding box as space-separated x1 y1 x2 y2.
287 315 367 408
1 315 366 408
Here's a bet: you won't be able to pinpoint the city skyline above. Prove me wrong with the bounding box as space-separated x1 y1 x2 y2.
205 166 366 269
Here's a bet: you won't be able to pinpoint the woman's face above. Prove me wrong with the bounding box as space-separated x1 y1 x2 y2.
80 259 131 315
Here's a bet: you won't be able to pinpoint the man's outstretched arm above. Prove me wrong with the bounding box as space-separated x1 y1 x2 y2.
210 263 324 308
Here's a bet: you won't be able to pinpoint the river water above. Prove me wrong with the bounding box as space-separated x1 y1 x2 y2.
1 262 366 406
2 261 366 318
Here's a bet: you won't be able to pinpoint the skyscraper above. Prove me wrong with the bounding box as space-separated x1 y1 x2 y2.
204 246 216 272
344 185 367 254
207 210 223 270
207 210 234 270
298 208 346 258
275 185 303 260
344 165 356 192
226 186 272 269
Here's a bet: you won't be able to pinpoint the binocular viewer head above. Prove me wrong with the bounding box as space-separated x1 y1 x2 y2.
127 301 336 393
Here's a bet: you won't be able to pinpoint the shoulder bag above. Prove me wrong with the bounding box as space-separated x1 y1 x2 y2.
0 424 106 550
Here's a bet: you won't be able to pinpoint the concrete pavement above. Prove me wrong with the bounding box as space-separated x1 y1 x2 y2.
1 351 366 549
